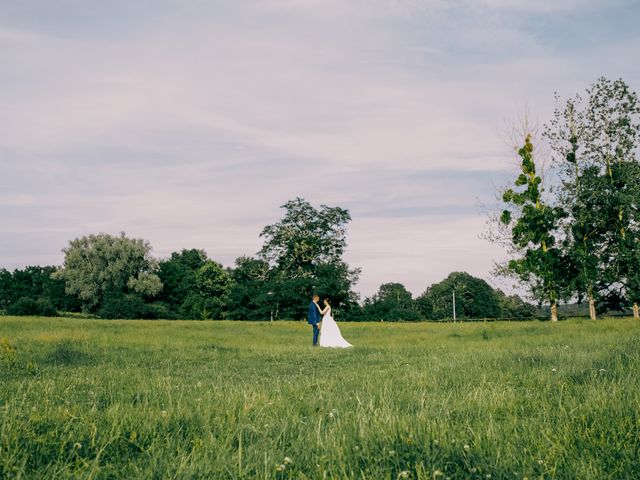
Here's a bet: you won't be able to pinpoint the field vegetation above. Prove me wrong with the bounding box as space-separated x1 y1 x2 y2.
1 317 639 479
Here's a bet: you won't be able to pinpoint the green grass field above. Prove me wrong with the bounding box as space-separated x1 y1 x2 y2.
1 317 639 479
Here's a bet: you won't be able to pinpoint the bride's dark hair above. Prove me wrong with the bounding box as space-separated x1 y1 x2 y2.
323 298 330 304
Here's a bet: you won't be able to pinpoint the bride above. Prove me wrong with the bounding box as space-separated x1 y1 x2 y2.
317 298 352 348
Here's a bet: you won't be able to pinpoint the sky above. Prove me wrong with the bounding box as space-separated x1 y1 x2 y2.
1 0 639 300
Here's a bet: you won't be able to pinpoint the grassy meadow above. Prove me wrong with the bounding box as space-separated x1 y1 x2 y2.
1 317 639 479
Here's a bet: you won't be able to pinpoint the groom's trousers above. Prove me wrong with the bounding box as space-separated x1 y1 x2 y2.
312 324 320 346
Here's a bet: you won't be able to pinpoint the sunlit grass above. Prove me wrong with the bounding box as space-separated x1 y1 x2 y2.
1 317 639 479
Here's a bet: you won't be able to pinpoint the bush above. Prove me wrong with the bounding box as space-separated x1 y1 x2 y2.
7 297 57 316
98 293 148 319
97 293 174 320
144 302 174 320
181 294 226 320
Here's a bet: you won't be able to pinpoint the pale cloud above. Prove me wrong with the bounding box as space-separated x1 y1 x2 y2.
0 0 638 298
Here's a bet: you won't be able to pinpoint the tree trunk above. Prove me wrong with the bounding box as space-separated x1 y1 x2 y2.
550 300 558 322
588 295 597 320
634 303 639 320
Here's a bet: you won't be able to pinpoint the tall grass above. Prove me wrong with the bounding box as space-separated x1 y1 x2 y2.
1 317 639 479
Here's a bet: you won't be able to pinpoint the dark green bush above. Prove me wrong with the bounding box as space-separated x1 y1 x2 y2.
97 293 173 320
144 302 174 319
7 297 57 316
98 293 148 319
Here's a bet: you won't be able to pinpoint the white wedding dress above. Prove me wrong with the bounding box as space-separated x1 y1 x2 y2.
319 307 352 348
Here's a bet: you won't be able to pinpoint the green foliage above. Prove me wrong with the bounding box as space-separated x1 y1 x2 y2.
495 290 537 320
360 274 534 322
0 266 80 314
0 337 18 367
97 292 150 319
545 77 640 312
226 256 272 320
1 317 639 478
157 249 208 307
180 261 233 320
257 198 360 319
260 197 351 269
6 297 57 317
157 249 234 320
417 272 502 320
1 199 360 321
499 135 569 318
54 232 163 311
363 283 422 321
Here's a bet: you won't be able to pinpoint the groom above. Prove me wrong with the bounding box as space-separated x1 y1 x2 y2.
308 294 321 346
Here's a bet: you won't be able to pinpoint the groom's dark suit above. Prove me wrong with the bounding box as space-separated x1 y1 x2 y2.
308 301 321 346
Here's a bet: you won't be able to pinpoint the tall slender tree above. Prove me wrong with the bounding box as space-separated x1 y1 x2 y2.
499 135 569 321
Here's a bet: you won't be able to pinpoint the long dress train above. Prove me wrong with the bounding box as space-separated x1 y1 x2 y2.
319 308 352 348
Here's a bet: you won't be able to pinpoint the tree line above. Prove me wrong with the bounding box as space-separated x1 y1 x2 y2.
1 198 534 321
495 77 640 321
3 77 637 322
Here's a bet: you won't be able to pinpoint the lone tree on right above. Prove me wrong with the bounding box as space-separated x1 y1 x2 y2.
545 77 640 318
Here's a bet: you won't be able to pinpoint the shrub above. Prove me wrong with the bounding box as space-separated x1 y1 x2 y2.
144 302 174 320
98 293 148 319
7 297 57 316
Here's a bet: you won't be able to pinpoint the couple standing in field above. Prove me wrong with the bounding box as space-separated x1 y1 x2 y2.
307 295 353 348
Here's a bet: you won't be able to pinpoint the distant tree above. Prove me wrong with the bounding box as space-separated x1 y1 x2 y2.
97 292 149 319
414 290 434 320
53 232 162 311
157 249 208 311
0 265 80 315
494 290 537 320
0 268 11 311
498 135 570 321
258 198 360 319
7 297 57 317
417 272 501 320
227 256 272 320
182 261 233 320
363 283 422 321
